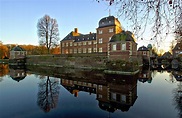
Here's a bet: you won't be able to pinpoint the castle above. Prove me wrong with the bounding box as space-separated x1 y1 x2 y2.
60 16 138 60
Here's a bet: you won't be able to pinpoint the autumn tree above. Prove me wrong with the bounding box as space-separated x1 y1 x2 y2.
97 0 182 46
0 41 9 59
37 15 59 54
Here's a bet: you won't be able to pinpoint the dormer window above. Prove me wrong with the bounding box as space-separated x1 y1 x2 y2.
102 22 104 24
178 47 180 49
109 21 111 23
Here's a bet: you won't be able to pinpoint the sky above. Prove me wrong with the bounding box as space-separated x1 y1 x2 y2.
0 0 174 51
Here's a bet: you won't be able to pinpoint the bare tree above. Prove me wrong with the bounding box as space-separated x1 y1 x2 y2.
37 15 59 54
96 0 182 47
37 76 60 112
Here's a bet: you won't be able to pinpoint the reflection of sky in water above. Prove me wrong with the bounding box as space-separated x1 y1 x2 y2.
0 71 180 118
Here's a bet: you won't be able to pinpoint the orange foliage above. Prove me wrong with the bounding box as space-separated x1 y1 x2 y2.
0 64 9 77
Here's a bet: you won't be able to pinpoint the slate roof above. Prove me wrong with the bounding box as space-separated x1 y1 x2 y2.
138 46 149 51
11 45 26 51
62 31 82 41
62 31 96 42
98 16 121 28
74 33 96 42
109 30 135 42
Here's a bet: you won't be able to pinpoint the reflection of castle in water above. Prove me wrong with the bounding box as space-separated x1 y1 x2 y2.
9 65 27 82
138 66 152 83
61 73 138 112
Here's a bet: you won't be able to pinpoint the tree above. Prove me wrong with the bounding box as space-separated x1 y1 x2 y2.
97 0 182 46
37 15 59 54
37 76 60 112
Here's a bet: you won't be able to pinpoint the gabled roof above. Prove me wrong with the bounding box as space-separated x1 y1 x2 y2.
98 16 121 28
173 42 182 50
138 46 149 51
161 51 172 58
11 45 26 51
109 30 135 42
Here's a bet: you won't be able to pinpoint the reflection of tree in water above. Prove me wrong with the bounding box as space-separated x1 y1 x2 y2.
0 64 9 80
37 76 60 112
173 82 182 118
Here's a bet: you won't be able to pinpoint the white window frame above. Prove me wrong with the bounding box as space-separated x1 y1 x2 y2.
88 48 92 53
109 28 113 32
88 41 92 45
83 42 86 45
74 43 77 46
74 49 77 53
62 43 64 47
99 30 103 34
70 42 72 46
121 43 126 51
83 48 87 53
112 44 117 51
99 48 102 52
69 49 72 54
99 38 102 44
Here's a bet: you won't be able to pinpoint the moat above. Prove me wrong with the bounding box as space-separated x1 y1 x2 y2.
0 64 181 118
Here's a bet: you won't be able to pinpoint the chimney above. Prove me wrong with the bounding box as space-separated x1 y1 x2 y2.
74 28 78 33
89 32 92 34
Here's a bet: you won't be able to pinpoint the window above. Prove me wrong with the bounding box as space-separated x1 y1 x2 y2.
112 44 117 51
74 43 77 46
66 43 68 47
111 93 116 100
93 48 97 52
121 43 126 50
99 38 102 44
78 42 82 46
74 49 77 53
109 28 113 32
121 95 126 102
143 51 146 55
88 41 92 45
98 85 102 90
99 48 102 52
62 43 64 47
69 49 72 53
93 41 97 44
99 30 102 34
88 48 92 53
78 48 81 53
98 94 102 99
70 42 72 46
109 37 112 41
83 48 86 53
83 42 86 45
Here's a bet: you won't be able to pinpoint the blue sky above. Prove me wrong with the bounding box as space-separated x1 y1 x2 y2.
0 0 121 45
0 0 173 51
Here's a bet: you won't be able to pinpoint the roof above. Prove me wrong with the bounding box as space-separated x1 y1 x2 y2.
173 42 182 51
98 16 121 28
62 31 96 42
147 44 152 49
74 33 96 42
10 76 26 82
62 31 82 41
109 30 135 42
11 45 26 51
161 51 172 58
138 46 149 51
